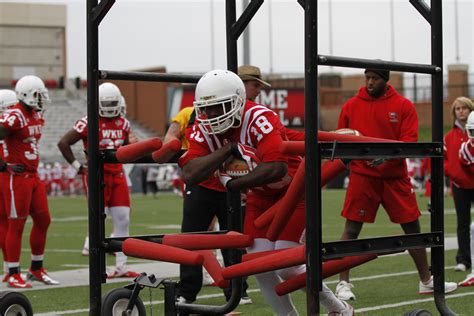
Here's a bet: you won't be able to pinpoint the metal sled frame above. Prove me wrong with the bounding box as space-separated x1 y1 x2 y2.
86 0 454 315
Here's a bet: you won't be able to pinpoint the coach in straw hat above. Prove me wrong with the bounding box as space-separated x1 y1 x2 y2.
238 65 271 101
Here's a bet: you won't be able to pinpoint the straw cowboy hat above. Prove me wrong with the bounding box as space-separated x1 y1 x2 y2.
238 65 271 87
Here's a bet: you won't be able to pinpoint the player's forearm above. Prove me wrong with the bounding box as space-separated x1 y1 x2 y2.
164 123 181 143
57 140 77 164
227 161 287 192
182 143 233 185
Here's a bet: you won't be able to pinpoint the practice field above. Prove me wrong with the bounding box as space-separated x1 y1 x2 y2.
5 190 474 315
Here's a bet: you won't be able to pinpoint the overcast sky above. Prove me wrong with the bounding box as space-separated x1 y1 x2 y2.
3 0 473 79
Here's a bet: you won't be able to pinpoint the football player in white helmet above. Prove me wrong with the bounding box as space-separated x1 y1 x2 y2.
99 82 122 118
193 69 246 135
182 69 353 315
0 90 18 113
15 75 50 112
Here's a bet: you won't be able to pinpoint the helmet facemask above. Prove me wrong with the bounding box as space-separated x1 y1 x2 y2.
194 94 244 135
99 99 121 118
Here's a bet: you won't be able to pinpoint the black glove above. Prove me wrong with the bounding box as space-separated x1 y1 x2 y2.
10 164 26 173
0 162 25 173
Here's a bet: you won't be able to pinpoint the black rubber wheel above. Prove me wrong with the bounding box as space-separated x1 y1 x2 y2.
0 291 33 316
102 288 146 316
403 309 432 316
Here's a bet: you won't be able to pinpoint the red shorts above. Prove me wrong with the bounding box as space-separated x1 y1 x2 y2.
244 191 305 242
342 173 420 224
0 173 49 219
83 172 130 208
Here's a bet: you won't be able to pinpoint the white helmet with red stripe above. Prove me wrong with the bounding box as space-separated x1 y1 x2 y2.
194 69 246 135
0 89 17 113
99 82 122 118
466 111 474 139
15 75 50 111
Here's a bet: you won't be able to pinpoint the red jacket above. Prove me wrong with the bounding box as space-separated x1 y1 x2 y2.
337 85 418 178
444 123 474 188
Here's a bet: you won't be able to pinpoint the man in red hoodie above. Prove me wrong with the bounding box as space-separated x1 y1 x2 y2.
334 69 457 301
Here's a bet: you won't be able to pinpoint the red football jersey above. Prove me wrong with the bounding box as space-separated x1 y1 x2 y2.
0 104 44 172
179 101 302 196
74 116 130 174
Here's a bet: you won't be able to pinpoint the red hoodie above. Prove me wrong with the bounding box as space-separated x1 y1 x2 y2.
444 123 474 188
337 85 418 178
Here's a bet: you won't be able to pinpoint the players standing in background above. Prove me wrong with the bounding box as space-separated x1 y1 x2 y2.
64 163 78 196
0 76 59 288
57 82 139 278
457 111 474 286
51 162 64 196
0 89 18 282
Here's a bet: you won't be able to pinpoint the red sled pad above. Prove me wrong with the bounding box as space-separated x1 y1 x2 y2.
122 238 203 265
116 137 163 163
162 231 254 250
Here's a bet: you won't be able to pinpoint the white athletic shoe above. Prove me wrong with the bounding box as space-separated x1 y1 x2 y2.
419 276 458 294
335 281 356 301
328 301 354 316
454 263 467 272
239 295 253 305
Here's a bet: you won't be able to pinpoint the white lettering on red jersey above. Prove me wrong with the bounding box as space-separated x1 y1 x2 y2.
181 101 301 196
74 116 131 173
0 104 44 172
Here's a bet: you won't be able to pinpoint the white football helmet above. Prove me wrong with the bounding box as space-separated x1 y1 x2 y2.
0 89 17 113
99 82 122 118
193 69 246 134
119 96 126 117
15 75 50 112
466 111 474 139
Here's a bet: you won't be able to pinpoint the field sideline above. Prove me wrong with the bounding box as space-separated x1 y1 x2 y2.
3 191 473 315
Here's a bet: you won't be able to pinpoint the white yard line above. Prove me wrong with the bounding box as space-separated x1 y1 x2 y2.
356 291 474 313
35 290 262 316
33 266 472 315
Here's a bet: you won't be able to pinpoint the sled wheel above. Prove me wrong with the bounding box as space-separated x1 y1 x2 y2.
101 288 146 316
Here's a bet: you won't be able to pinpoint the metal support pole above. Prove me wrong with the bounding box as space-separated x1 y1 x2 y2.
430 1 455 315
304 0 321 314
242 0 250 65
226 0 238 72
87 0 104 314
